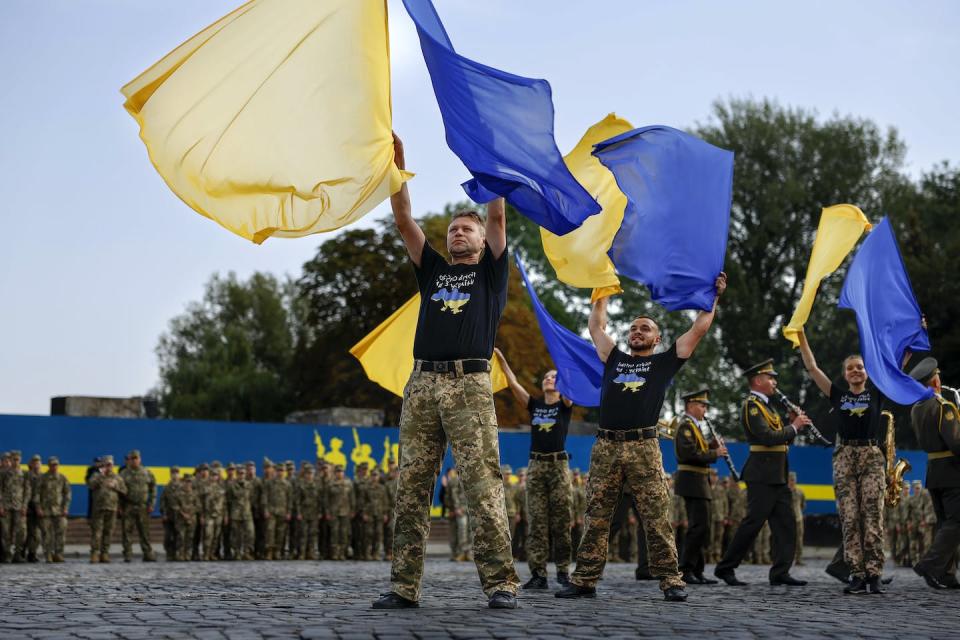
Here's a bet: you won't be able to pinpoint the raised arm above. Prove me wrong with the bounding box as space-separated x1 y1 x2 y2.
588 295 616 364
494 348 530 407
390 133 425 266
485 197 506 259
797 329 832 397
676 272 727 359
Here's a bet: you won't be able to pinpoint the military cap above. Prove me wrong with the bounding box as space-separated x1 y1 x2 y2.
517 467 527 474
317 459 328 466
285 460 295 469
681 388 710 405
912 479 922 488
101 455 114 465
47 456 59 465
908 357 939 384
244 460 255 467
303 463 315 471
500 464 513 474
788 471 797 480
127 449 141 459
197 463 209 471
10 450 22 458
30 454 41 462
226 463 236 471
183 473 193 481
262 457 274 468
334 464 344 471
743 358 778 379
211 461 222 470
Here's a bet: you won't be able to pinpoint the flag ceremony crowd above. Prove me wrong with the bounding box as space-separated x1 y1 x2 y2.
9 0 955 619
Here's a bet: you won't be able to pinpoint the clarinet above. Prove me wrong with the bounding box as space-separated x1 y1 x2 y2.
774 390 833 447
703 418 740 482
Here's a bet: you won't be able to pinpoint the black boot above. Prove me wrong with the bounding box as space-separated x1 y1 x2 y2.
555 583 596 598
371 592 419 609
488 591 518 609
663 586 688 602
556 572 570 586
914 565 948 590
681 572 704 585
523 575 548 590
843 577 867 594
714 569 747 586
866 575 885 594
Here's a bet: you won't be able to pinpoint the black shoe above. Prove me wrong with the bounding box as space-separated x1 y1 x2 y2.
26 554 39 563
770 574 807 586
714 569 747 586
488 591 518 609
371 592 419 609
881 576 894 585
555 584 596 599
681 572 704 585
556 572 570 586
523 575 548 590
663 586 688 602
843 577 867 594
824 563 850 584
695 572 718 585
914 565 948 590
939 574 960 589
866 576 885 594
635 568 656 581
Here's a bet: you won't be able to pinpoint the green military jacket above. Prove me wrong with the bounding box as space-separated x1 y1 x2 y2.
119 466 157 510
87 472 127 512
225 478 252 521
326 478 355 517
37 471 71 514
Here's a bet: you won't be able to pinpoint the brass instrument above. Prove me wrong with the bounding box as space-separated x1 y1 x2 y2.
657 418 678 440
883 410 911 507
774 390 833 447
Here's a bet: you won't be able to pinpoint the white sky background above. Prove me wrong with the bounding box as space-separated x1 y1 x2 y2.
0 0 957 415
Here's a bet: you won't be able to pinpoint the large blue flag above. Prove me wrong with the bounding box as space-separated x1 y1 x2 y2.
515 254 603 407
401 0 600 235
592 126 733 311
838 217 933 405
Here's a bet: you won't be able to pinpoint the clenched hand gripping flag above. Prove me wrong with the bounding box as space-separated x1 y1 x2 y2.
122 0 410 243
593 126 734 312
783 204 872 347
838 217 933 405
401 0 600 235
349 294 508 398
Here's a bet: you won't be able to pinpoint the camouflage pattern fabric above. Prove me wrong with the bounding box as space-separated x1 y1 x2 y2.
390 370 520 602
570 438 684 592
526 458 572 575
37 471 70 559
119 466 157 560
791 484 806 565
833 445 886 578
2 468 32 561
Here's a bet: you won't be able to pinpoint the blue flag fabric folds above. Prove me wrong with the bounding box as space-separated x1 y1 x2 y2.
838 217 933 405
515 254 604 407
592 126 734 311
401 0 600 235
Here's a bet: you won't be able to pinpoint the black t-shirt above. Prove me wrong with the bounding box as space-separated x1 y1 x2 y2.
829 383 886 441
599 344 686 430
527 397 572 454
412 241 508 361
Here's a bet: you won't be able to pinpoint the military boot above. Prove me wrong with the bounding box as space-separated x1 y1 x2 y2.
90 553 100 564
100 553 111 563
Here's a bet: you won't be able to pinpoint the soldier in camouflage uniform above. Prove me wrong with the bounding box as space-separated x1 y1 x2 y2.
160 466 180 560
244 461 264 559
87 455 127 563
918 484 937 559
191 464 209 561
174 474 199 561
369 472 389 561
1 450 32 562
316 460 331 560
327 465 354 560
260 459 290 561
37 456 70 562
295 463 321 560
384 463 399 561
353 464 371 561
726 477 746 553
789 472 806 566
283 461 297 559
884 499 899 564
225 463 254 560
372 170 519 610
669 475 687 554
570 469 586 558
446 468 469 561
897 483 913 566
907 480 923 566
501 466 520 553
202 462 226 560
25 454 43 562
709 470 728 563
119 450 158 562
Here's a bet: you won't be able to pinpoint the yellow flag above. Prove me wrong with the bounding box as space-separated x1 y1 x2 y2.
121 0 411 244
540 114 633 291
783 204 872 347
349 294 508 397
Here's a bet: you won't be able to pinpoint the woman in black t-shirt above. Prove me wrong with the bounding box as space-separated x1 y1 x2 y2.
798 328 887 594
495 348 574 590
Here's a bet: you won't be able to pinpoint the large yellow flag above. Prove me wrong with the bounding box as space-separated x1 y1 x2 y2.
783 204 872 347
121 0 410 244
540 114 633 295
350 294 508 397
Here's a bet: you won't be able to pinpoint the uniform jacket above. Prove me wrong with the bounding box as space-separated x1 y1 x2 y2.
740 393 796 485
673 415 718 499
87 472 127 512
911 394 960 488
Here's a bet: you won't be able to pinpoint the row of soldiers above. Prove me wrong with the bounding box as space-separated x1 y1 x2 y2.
0 451 71 563
886 479 938 568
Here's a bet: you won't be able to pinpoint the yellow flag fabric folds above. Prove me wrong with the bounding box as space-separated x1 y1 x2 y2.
350 294 508 397
783 204 872 347
121 0 410 244
540 114 633 292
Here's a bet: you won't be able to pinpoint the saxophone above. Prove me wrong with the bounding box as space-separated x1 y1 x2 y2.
883 410 911 507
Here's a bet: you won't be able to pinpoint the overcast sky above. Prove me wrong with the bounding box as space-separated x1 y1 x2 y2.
1 0 957 416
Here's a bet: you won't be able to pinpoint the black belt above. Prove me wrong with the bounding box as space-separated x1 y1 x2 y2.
414 359 490 375
838 438 879 447
530 451 569 462
597 427 658 442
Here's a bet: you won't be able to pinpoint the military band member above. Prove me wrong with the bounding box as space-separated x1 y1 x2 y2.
908 358 960 589
714 359 811 586
673 389 726 585
557 272 726 603
495 348 574 589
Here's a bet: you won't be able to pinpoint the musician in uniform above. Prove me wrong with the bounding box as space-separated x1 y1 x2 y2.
908 357 960 589
714 359 811 586
673 388 726 585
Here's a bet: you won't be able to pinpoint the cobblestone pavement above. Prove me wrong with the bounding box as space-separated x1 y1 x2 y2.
0 556 954 639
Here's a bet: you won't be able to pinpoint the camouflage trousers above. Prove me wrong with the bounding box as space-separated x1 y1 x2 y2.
264 515 287 558
175 516 196 560
383 517 394 558
89 509 117 555
794 518 804 564
231 519 255 559
710 520 725 562
368 516 385 560
526 458 572 575
1 510 26 561
331 515 351 560
42 516 66 557
390 370 520 601
122 506 155 559
571 438 683 591
26 506 42 557
299 517 319 559
204 515 224 559
833 445 886 578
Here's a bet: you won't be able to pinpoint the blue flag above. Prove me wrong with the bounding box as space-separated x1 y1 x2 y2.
401 0 600 235
838 217 933 405
592 126 733 311
515 254 603 407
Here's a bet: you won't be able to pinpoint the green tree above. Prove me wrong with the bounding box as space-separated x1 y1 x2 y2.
156 272 296 422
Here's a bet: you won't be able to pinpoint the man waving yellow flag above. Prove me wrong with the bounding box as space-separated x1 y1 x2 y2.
122 0 410 243
783 204 872 347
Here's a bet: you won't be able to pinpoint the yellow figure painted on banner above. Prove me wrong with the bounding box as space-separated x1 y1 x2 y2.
380 436 399 473
351 428 377 472
314 430 326 460
323 437 347 468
